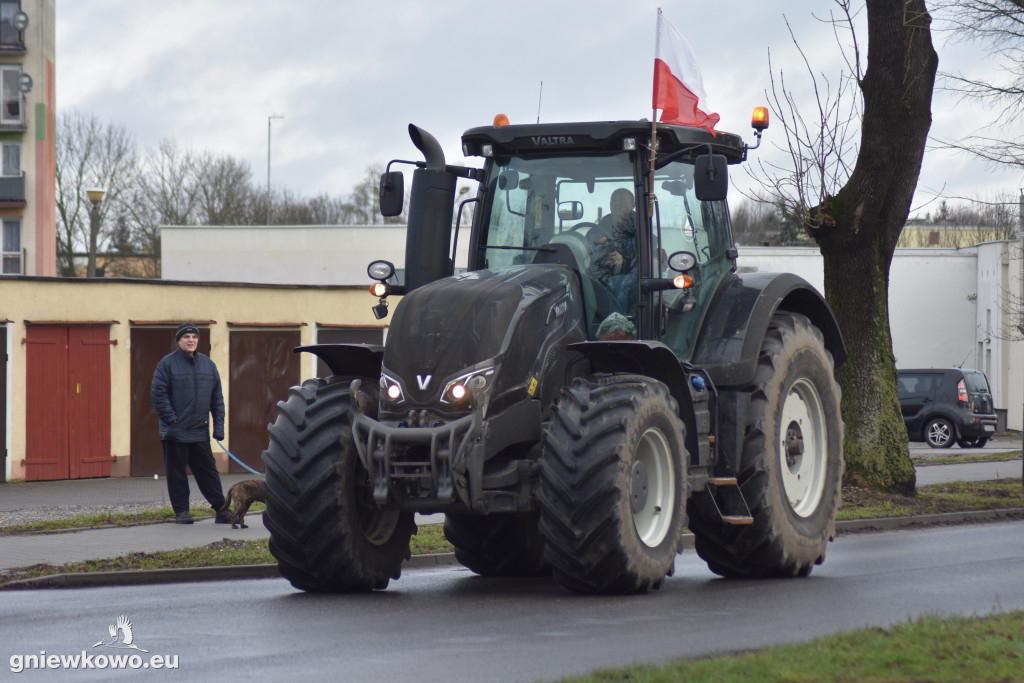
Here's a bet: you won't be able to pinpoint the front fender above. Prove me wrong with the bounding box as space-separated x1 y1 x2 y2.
296 343 383 378
692 271 845 388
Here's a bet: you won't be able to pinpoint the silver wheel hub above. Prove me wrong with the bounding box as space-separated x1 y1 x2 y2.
631 428 675 548
779 378 827 517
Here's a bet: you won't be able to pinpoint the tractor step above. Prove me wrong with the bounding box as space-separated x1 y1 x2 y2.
705 476 754 526
720 515 755 525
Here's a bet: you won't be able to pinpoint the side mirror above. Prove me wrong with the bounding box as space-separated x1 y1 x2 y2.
558 201 584 221
379 172 405 217
498 170 520 190
693 154 728 201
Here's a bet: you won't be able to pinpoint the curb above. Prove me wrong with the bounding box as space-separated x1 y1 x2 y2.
834 507 1024 532
1 553 461 590
4 510 1022 590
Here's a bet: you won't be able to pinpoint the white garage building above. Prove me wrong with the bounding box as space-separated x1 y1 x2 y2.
162 226 1024 431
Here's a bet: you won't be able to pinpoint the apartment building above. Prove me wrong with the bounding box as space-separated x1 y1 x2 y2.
0 0 55 277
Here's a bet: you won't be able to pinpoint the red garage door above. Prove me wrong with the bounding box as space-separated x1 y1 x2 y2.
25 325 113 481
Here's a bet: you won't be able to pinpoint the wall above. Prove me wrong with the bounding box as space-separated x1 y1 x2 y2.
0 277 385 481
737 244 1022 430
6 0 56 277
161 225 472 286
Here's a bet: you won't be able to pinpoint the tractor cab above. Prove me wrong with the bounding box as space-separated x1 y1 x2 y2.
375 117 755 362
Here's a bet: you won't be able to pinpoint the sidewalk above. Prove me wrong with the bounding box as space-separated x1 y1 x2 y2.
1 457 1021 576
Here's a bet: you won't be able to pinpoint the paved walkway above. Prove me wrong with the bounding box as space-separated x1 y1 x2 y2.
0 456 1020 573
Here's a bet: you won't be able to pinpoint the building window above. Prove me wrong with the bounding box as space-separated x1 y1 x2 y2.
1 141 19 175
0 0 24 50
1 65 22 125
2 219 20 274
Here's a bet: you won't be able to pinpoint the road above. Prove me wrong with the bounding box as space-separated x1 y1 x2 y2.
2 520 1022 682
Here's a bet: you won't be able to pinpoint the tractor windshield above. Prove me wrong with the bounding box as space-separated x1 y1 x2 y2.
477 153 638 339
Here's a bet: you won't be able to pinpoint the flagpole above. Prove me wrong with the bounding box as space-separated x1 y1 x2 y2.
649 8 661 220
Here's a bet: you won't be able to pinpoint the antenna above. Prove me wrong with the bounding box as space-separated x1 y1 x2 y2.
536 81 543 124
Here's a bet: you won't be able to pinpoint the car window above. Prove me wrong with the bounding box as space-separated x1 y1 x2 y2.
963 371 990 393
898 373 934 395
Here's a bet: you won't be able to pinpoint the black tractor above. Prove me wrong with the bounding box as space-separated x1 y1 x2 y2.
261 112 846 594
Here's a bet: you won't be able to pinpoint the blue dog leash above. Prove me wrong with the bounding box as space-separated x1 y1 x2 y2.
214 440 266 479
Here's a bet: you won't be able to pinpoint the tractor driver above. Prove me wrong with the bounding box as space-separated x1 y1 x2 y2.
587 188 638 315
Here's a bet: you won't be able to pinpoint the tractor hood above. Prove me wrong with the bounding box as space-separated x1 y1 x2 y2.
381 264 585 414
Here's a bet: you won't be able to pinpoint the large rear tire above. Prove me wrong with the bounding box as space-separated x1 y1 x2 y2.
689 312 843 578
443 512 549 577
538 376 687 594
261 377 415 592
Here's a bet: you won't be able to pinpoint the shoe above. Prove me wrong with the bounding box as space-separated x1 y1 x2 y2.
215 509 232 524
174 511 194 524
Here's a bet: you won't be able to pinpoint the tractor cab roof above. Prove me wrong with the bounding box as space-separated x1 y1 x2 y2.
461 120 747 164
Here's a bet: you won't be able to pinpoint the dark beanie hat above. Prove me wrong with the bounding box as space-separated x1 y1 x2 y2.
175 323 200 342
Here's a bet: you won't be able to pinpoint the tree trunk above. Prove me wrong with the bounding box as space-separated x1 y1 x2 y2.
812 0 938 494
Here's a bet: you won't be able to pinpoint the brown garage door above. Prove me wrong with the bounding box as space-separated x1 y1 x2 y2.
129 326 211 477
228 329 301 474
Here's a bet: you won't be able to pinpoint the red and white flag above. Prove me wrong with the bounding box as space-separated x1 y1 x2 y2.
652 10 720 133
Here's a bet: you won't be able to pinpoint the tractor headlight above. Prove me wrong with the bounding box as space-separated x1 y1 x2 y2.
441 367 494 405
380 373 405 405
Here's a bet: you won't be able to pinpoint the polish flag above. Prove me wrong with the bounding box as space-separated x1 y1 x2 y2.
652 11 720 133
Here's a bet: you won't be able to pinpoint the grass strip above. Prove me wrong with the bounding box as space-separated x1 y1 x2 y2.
837 478 1023 520
572 611 1024 683
912 450 1021 466
0 524 450 587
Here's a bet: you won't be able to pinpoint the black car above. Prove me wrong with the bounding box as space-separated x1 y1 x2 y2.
897 368 998 448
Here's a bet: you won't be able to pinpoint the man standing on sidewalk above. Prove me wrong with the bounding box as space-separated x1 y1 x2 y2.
151 323 231 525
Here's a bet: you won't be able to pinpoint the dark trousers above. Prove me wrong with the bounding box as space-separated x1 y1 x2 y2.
162 440 226 514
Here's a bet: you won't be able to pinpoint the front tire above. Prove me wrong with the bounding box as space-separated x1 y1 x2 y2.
925 418 955 448
689 312 844 578
261 377 415 592
538 376 687 594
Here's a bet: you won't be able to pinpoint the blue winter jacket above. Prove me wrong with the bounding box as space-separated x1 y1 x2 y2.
150 347 225 443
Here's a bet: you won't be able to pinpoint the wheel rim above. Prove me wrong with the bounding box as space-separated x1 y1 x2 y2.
630 427 675 547
928 421 952 447
778 378 828 518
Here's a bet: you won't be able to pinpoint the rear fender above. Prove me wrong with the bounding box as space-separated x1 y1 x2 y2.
297 343 383 378
692 271 845 388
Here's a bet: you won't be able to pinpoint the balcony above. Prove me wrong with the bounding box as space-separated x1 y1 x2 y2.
0 23 23 52
0 173 25 204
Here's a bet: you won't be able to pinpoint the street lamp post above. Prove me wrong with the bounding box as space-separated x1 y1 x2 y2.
86 187 105 278
267 114 284 224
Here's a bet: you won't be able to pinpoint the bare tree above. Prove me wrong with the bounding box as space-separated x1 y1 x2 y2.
193 152 254 225
119 140 203 278
931 0 1024 167
55 111 137 276
751 0 938 494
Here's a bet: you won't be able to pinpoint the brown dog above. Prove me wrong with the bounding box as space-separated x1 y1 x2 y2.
219 479 265 529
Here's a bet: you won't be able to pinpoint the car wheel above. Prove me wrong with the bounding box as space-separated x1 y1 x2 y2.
924 418 955 448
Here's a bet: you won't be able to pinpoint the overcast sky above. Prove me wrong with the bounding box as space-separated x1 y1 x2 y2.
56 0 1024 220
